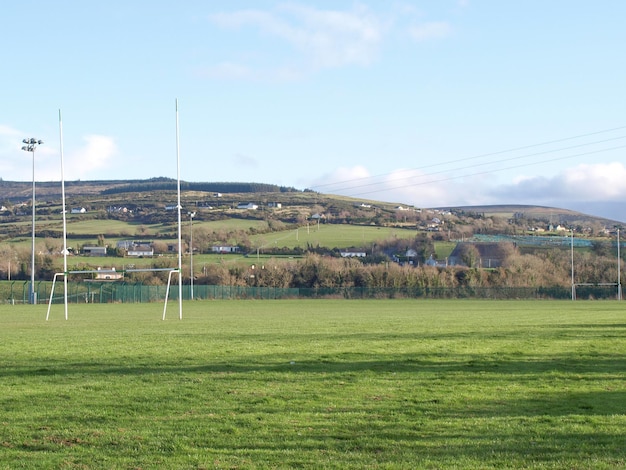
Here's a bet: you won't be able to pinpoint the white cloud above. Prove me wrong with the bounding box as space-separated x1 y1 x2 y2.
561 162 626 198
409 21 452 42
278 3 383 68
309 166 486 207
208 3 384 76
0 126 22 174
308 161 626 218
308 165 372 190
0 126 51 181
0 124 21 138
198 62 253 80
64 135 118 180
491 162 626 203
232 152 258 168
0 132 118 182
207 3 460 79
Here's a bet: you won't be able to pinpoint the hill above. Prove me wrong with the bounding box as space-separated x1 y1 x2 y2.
0 179 621 248
436 204 622 227
0 179 619 226
0 179 623 296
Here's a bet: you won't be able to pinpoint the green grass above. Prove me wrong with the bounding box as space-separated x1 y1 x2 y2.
1 300 625 469
434 241 456 259
250 224 416 250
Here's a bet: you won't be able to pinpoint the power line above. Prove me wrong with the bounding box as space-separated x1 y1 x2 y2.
310 125 626 194
331 135 626 194
347 144 626 197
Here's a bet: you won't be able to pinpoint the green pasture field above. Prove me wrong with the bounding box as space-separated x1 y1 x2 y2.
434 240 456 259
1 300 624 469
250 224 416 250
61 218 269 237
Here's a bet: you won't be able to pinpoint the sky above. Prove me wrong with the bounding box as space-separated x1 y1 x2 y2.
2 1 626 221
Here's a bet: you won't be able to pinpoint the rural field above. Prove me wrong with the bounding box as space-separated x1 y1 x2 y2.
1 300 625 469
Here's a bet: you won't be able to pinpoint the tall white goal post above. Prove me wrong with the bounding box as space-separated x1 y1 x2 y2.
47 101 184 320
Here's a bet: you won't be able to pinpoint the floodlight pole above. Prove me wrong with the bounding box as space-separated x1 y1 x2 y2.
188 211 196 300
617 228 622 301
571 228 575 301
21 138 43 304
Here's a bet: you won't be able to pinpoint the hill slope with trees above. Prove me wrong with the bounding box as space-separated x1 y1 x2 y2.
0 179 623 298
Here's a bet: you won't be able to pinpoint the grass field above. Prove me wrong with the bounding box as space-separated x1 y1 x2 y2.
1 300 625 469
250 224 417 250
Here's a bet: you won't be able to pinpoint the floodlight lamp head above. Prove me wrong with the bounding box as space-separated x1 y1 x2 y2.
21 146 28 151
22 138 29 144
37 140 43 145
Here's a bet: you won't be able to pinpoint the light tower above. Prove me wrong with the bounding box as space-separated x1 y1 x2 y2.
188 211 196 300
21 138 43 304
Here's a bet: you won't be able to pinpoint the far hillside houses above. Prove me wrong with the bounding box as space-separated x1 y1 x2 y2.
94 267 124 281
83 246 107 256
237 203 258 210
71 207 87 214
107 206 130 214
211 246 240 254
127 244 154 257
418 216 445 232
117 241 154 257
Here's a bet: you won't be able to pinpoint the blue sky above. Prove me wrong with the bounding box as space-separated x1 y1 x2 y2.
2 1 626 220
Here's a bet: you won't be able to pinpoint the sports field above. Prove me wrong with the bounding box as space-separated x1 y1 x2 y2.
1 300 625 469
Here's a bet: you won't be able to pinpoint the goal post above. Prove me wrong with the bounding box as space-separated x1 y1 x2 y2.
48 100 185 320
46 268 181 320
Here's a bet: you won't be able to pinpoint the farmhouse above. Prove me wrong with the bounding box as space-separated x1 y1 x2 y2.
237 203 258 210
94 267 123 281
83 246 107 256
127 244 154 257
71 207 87 214
340 251 367 258
211 246 240 254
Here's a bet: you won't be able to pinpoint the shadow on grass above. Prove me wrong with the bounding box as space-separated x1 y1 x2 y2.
3 351 625 388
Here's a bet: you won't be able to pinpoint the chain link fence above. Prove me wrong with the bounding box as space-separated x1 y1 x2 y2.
0 281 621 303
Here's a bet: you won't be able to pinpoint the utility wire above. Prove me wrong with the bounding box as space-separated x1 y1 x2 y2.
311 125 626 194
347 144 626 197
332 135 626 194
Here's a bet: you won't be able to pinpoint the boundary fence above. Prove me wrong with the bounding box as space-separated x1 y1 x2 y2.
0 281 621 303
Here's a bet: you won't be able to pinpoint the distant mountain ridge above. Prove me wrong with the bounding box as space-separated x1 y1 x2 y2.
0 179 620 225
0 178 297 199
439 204 623 226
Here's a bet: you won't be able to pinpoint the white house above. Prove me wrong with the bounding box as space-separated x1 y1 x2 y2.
127 244 154 257
94 267 123 281
71 207 86 214
237 203 258 210
211 246 240 254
